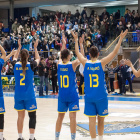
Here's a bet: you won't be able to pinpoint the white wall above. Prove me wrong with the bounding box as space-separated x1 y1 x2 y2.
39 5 92 17
91 7 105 16
125 5 138 12
0 9 8 27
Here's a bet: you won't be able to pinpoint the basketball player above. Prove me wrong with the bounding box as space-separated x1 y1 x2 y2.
72 29 128 140
12 40 40 140
55 35 84 140
0 46 16 140
125 59 140 77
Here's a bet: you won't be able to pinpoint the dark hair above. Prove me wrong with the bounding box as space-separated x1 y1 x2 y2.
20 49 29 74
61 49 70 60
89 46 99 58
40 57 44 61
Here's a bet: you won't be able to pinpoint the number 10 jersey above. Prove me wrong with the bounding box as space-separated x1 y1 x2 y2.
57 61 79 102
84 60 108 102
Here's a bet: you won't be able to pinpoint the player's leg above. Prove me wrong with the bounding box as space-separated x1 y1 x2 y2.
69 112 77 140
96 98 108 140
14 99 25 140
55 113 65 140
84 101 97 140
17 110 25 139
69 100 80 140
0 114 4 140
89 117 96 139
55 100 67 140
97 116 105 140
28 111 36 140
0 97 5 140
25 98 37 140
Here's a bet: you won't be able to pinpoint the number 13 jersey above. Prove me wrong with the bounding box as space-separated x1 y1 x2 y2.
57 61 79 102
84 60 108 102
13 61 37 100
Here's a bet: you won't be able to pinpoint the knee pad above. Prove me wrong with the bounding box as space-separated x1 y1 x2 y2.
0 114 4 129
28 111 36 129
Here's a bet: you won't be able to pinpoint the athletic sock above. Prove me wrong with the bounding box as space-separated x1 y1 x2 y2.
91 138 96 140
0 132 3 140
55 132 60 140
30 134 34 140
71 133 76 140
98 135 103 140
18 133 22 139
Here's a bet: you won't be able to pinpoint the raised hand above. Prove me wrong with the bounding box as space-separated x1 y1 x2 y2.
120 29 128 40
34 39 39 49
11 48 16 55
71 31 78 41
124 59 132 67
18 39 21 47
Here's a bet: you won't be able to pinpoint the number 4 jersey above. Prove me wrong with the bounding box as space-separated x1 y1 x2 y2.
84 60 108 102
13 61 37 100
57 61 79 102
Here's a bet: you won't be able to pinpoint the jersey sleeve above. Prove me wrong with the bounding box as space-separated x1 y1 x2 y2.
0 58 4 70
30 60 37 72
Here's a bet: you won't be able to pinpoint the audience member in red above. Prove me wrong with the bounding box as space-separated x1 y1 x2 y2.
55 15 66 31
55 35 67 50
0 21 4 30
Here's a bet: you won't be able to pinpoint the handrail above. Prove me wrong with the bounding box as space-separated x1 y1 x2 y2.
101 35 120 52
133 59 139 67
101 31 139 52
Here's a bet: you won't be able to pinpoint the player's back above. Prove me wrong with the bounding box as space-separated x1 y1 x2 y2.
57 61 79 102
84 60 108 102
0 58 4 97
14 62 35 100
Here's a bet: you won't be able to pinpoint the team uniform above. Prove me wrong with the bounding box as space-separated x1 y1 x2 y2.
57 61 79 113
84 60 108 117
0 58 5 114
13 61 37 112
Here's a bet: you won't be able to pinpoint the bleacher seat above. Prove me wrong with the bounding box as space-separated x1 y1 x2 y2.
4 28 9 33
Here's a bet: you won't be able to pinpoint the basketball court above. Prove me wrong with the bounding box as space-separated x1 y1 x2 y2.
2 91 140 140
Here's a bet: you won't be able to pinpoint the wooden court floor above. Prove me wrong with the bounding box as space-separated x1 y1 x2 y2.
3 94 140 140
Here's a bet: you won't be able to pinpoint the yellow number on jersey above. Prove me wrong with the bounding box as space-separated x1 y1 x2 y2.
60 75 69 88
89 74 99 87
20 73 25 86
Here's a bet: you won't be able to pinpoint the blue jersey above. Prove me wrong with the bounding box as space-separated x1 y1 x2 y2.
0 59 4 97
84 60 108 102
57 61 79 102
14 61 36 100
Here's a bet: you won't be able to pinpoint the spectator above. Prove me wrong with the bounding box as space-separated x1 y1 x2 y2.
12 20 18 32
81 7 87 18
116 21 124 36
115 10 120 20
70 51 76 61
4 36 13 52
49 58 58 95
135 13 140 25
100 21 106 46
56 15 66 31
102 9 110 20
106 64 115 93
38 57 46 96
75 9 80 18
0 21 4 30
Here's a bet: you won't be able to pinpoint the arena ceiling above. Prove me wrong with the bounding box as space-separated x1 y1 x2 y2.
0 0 138 8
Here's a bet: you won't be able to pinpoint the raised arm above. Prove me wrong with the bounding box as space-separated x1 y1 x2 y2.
71 31 87 67
79 34 85 56
101 30 128 70
34 39 40 66
0 45 6 60
5 49 16 62
13 39 22 60
125 59 140 78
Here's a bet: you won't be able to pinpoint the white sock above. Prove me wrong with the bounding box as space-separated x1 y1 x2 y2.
0 132 3 140
18 133 22 139
91 138 96 140
30 134 34 140
98 135 103 140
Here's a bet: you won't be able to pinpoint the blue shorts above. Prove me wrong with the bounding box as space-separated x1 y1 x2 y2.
0 97 5 114
84 97 108 117
14 97 37 112
58 99 80 113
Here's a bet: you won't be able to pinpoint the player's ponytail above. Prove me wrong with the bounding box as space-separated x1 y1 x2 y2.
20 49 29 75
